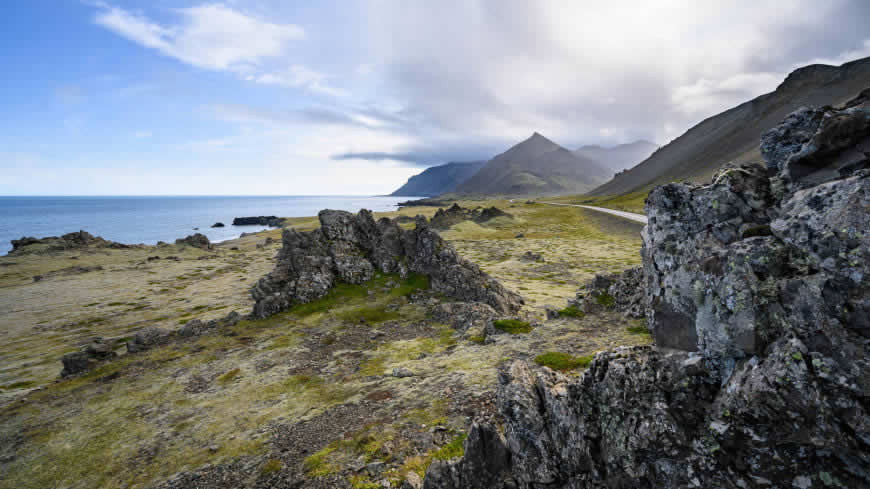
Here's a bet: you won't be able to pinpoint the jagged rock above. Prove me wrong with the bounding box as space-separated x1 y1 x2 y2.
426 93 870 489
250 209 523 318
431 302 498 333
178 311 242 337
175 233 212 250
126 327 173 353
9 230 134 255
429 204 513 230
569 267 644 319
422 423 512 489
60 337 119 377
211 222 225 228
232 216 284 227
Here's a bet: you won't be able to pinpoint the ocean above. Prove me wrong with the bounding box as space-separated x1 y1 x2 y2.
0 195 420 255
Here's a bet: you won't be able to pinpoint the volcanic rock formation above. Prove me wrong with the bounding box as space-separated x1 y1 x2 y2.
250 210 523 318
424 95 870 488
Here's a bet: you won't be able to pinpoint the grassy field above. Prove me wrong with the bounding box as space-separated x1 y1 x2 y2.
0 200 649 489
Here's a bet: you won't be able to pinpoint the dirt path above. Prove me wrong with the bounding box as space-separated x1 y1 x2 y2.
539 202 648 224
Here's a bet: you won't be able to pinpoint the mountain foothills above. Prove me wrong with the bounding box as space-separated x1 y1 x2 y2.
590 56 870 196
389 161 486 197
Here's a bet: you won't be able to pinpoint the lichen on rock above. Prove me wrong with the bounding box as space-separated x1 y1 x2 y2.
424 92 870 488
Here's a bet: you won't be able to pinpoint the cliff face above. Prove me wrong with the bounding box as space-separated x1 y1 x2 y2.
424 94 870 488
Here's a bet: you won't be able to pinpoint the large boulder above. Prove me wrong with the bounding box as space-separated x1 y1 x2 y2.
251 210 523 318
569 266 645 318
424 93 870 488
175 233 212 250
9 230 133 255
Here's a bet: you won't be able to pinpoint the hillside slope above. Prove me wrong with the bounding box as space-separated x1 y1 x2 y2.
390 161 486 197
454 133 609 196
590 56 870 196
574 140 658 174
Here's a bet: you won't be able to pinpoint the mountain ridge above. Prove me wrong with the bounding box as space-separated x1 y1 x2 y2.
590 56 870 196
453 132 610 196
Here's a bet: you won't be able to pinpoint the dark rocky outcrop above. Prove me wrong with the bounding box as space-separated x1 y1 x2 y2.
250 210 523 318
211 222 225 228
9 230 135 256
175 233 212 250
568 267 645 319
424 95 870 488
60 337 121 377
429 204 512 230
127 312 243 353
431 302 498 333
232 216 284 227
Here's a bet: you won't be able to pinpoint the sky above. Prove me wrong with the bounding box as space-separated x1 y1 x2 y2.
2 0 869 195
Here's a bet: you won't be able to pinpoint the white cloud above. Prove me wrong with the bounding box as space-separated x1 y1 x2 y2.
94 3 304 71
254 65 348 97
134 131 152 138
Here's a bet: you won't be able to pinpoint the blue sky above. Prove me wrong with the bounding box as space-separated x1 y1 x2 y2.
2 0 869 195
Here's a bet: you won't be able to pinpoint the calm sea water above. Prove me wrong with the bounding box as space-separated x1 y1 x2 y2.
0 196 420 255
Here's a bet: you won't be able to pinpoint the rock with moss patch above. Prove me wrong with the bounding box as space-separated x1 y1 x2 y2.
175 233 212 250
426 93 870 489
251 210 523 318
431 302 498 333
60 337 120 377
569 267 644 318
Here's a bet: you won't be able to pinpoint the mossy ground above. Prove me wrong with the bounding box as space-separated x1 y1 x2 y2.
0 199 651 489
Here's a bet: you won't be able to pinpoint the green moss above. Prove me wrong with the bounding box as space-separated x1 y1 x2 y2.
791 352 804 361
492 319 532 334
338 305 399 323
626 325 650 335
431 433 467 461
468 335 485 344
350 475 382 489
534 352 592 371
261 459 283 475
596 293 615 308
304 442 340 477
217 368 241 385
557 305 584 318
390 272 430 297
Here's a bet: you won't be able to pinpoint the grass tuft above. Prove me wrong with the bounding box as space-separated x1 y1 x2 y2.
534 352 592 371
557 305 584 318
492 319 532 334
217 368 241 385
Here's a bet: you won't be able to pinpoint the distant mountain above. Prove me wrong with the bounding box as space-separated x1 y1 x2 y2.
574 140 658 174
453 132 610 196
390 161 486 197
590 56 870 196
